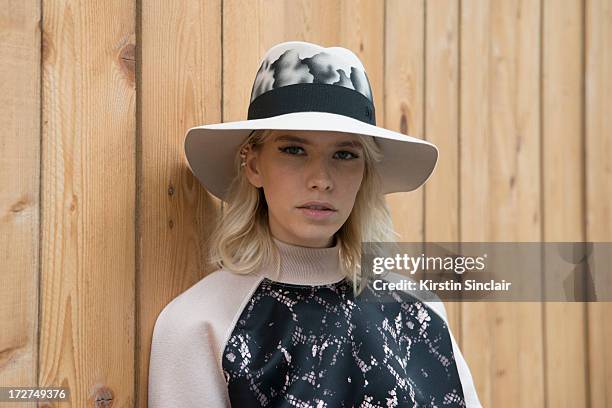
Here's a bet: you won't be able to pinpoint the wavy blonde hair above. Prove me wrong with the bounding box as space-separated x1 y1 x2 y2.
206 128 399 295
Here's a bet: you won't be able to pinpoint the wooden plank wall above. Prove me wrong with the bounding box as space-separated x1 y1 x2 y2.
40 1 137 407
1 2 41 408
0 0 610 407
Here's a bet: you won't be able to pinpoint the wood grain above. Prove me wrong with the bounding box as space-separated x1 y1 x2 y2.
384 0 427 243
543 0 588 406
40 0 136 406
424 0 462 341
585 0 612 406
460 0 544 406
138 1 223 407
0 2 41 408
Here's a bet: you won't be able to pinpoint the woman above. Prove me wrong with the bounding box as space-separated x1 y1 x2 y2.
148 41 482 407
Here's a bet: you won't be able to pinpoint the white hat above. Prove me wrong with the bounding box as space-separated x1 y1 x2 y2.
184 40 438 201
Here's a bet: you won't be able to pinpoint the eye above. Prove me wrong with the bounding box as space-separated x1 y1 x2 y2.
278 146 360 160
334 150 360 160
278 145 305 155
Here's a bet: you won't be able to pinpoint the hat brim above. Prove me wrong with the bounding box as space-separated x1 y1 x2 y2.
184 111 438 201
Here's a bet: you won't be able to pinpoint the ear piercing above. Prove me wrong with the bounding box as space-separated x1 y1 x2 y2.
239 145 250 168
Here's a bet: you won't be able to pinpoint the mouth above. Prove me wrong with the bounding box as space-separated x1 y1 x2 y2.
296 202 338 219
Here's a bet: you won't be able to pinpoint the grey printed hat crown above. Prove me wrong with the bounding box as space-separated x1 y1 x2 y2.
250 41 374 103
246 41 377 125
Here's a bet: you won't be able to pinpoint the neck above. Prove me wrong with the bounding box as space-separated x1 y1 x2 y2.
258 236 346 285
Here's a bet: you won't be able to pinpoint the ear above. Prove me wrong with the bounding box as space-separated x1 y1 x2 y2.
243 146 264 188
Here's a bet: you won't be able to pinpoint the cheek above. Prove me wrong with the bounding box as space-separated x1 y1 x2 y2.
261 171 298 210
262 156 301 182
346 164 365 191
262 159 302 191
339 168 364 205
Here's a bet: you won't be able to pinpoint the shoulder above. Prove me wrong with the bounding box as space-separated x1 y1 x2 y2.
148 269 254 407
153 268 264 336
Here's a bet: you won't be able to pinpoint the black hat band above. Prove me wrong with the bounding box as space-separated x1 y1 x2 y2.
247 83 376 126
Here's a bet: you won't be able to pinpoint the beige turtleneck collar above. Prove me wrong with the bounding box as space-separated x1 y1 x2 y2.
257 236 347 286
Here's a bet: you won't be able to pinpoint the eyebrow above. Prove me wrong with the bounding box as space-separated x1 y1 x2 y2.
273 135 363 149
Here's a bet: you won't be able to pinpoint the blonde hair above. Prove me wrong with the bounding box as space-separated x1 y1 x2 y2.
206 128 399 295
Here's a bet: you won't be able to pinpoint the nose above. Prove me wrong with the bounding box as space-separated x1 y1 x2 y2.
306 158 333 192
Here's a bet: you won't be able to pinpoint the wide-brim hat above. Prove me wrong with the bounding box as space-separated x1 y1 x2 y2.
184 41 438 202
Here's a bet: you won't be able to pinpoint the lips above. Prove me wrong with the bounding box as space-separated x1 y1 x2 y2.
300 205 333 210
297 201 337 211
297 206 337 220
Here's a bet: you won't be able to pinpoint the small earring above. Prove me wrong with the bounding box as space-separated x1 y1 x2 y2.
239 145 250 168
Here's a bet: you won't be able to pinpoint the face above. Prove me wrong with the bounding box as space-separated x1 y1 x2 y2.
244 130 365 248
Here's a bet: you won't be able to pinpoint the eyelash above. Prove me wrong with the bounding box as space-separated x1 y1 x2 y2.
278 145 360 160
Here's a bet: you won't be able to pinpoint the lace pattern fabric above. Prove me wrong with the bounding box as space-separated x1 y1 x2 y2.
222 277 466 407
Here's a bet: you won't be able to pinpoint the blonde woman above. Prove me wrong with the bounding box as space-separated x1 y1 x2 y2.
148 41 481 407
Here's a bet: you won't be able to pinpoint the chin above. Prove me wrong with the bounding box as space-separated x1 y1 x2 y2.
292 226 338 244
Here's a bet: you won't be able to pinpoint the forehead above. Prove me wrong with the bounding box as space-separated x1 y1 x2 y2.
268 130 363 148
